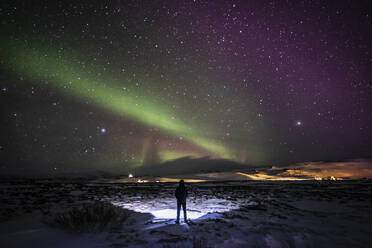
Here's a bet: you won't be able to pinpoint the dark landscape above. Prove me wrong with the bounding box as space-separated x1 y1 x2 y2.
1 179 372 247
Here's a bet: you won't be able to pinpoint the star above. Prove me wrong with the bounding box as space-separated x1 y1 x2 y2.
0 0 370 172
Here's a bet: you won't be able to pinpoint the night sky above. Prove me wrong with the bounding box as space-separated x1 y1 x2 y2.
0 1 371 176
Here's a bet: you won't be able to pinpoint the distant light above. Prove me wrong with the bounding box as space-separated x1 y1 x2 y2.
100 128 106 133
296 121 302 126
128 173 133 178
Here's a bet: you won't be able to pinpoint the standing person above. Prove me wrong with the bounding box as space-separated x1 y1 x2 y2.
175 179 188 223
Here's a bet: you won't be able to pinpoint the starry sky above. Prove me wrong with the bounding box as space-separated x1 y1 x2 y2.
0 0 371 176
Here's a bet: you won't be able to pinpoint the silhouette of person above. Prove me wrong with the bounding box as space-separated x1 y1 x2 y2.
175 179 188 223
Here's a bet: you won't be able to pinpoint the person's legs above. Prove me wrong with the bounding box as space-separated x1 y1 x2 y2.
176 201 181 223
182 202 187 222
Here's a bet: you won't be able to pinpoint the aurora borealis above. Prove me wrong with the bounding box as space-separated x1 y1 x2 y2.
2 38 232 159
0 1 371 176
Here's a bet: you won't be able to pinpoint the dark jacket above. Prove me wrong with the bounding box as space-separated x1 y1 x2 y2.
175 183 187 203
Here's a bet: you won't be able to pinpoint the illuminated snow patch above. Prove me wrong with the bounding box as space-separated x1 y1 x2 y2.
112 197 239 221
150 209 205 219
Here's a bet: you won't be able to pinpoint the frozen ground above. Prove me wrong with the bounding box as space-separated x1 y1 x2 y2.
0 180 372 247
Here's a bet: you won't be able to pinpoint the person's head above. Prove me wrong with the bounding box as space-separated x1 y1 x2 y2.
179 179 185 187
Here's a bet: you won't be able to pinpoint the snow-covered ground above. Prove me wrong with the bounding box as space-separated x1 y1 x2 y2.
0 180 372 247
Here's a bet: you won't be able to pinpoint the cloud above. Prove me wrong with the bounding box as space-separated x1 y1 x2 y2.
135 156 250 176
279 159 372 179
135 158 372 180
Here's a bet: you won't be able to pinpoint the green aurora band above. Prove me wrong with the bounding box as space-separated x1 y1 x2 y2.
1 39 233 160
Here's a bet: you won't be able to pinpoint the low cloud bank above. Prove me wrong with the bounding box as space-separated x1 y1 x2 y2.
278 159 372 179
135 156 250 176
135 157 372 180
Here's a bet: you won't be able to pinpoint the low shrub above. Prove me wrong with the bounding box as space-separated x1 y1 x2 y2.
44 201 131 233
